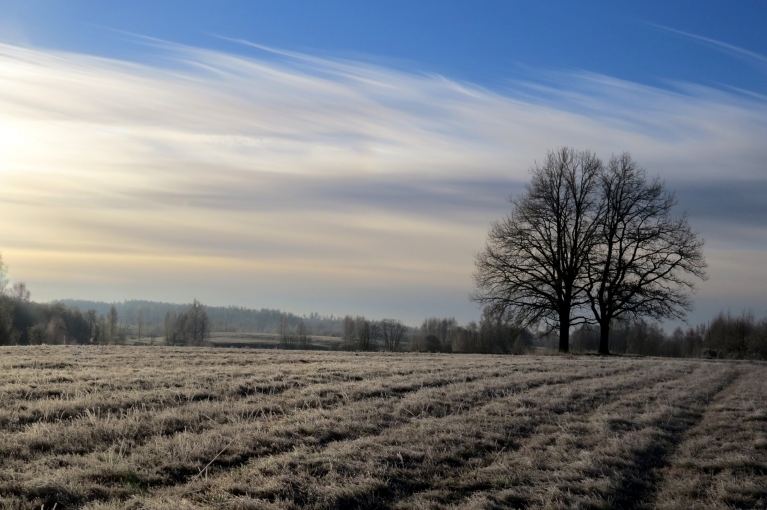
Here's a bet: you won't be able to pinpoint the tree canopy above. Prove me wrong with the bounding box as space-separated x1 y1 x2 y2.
473 148 706 353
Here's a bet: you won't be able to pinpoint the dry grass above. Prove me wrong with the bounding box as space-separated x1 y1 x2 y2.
206 333 342 350
0 347 764 509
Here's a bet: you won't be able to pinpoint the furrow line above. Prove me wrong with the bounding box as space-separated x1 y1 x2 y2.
139 360 688 507
431 362 738 510
8 361 644 507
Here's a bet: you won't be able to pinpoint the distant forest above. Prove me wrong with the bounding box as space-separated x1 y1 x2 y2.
56 299 345 336
1 255 766 358
0 296 760 360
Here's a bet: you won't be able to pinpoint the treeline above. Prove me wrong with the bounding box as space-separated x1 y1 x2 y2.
1 297 95 345
336 313 531 354
571 313 767 359
276 313 312 349
340 316 408 351
0 293 127 345
444 310 767 359
3 291 767 359
57 299 344 336
164 300 211 346
413 313 536 354
3 256 766 358
0 293 214 347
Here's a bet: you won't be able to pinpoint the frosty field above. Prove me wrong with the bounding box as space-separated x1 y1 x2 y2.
0 347 765 509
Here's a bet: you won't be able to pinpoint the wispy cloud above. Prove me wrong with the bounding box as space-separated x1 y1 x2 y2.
645 22 767 71
0 41 766 322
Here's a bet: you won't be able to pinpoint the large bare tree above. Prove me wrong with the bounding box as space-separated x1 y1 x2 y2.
473 148 602 352
586 153 707 354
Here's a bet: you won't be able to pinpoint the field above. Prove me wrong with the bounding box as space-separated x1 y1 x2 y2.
205 333 342 350
0 347 765 509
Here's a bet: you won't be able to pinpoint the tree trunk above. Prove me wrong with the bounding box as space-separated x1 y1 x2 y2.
558 312 570 353
598 321 610 355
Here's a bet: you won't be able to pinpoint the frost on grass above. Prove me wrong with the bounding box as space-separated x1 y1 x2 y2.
0 346 764 509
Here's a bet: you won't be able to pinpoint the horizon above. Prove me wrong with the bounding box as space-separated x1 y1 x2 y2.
1 1 766 327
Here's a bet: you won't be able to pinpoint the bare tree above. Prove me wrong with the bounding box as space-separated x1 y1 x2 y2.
297 319 311 349
114 324 127 345
164 300 210 346
107 305 118 343
85 309 99 343
47 316 67 344
342 315 355 350
419 317 456 352
369 321 381 349
0 299 12 345
586 154 707 354
11 282 30 302
0 254 8 296
0 255 12 344
137 309 144 343
355 316 373 351
451 322 477 353
163 311 173 345
186 299 210 346
381 319 407 351
277 312 289 347
473 148 602 352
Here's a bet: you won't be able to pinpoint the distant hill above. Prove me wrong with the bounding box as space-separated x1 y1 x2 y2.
56 299 344 336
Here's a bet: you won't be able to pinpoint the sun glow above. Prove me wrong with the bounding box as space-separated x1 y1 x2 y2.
0 41 765 320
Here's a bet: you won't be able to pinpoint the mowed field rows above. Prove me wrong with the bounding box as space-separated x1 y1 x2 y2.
0 347 765 509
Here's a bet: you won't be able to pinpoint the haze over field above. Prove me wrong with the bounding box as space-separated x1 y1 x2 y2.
0 1 765 325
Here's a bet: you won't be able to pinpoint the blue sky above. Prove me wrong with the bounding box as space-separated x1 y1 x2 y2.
3 1 766 94
0 1 765 326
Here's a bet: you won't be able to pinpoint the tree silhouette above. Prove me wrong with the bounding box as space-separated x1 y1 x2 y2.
587 153 707 354
473 148 602 352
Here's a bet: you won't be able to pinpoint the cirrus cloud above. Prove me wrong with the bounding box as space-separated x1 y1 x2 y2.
0 40 765 323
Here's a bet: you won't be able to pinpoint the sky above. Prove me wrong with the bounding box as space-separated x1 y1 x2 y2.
0 1 765 326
